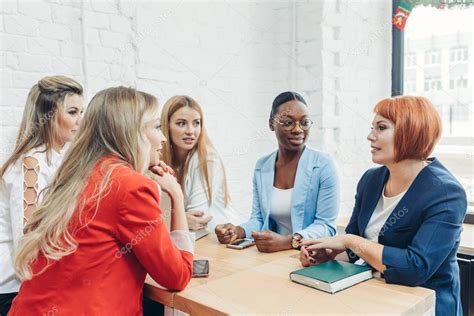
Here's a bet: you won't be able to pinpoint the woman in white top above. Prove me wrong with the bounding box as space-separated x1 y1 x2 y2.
0 76 83 315
160 95 237 232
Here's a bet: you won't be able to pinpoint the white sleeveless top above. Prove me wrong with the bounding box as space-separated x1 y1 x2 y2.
0 146 63 293
270 187 293 235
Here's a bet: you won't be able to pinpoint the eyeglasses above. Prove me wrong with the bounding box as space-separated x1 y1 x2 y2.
273 118 313 131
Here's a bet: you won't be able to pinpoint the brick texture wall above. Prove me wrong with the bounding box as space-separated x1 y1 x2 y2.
1 0 392 220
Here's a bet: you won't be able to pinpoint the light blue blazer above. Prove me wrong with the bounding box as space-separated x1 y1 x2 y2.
240 146 340 239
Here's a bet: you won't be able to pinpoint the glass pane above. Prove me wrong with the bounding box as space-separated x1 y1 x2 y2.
404 6 474 214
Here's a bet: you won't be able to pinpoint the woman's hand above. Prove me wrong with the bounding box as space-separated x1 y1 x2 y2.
186 211 212 231
150 161 175 176
299 246 339 266
298 235 349 266
299 246 315 266
150 162 181 198
215 223 245 244
251 230 291 253
301 235 350 252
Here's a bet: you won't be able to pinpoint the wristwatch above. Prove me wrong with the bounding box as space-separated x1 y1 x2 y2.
291 233 303 250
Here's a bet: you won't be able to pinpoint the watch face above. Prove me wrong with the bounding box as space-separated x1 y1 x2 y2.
292 238 300 249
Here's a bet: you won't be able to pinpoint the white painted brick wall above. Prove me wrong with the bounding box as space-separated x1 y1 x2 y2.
18 1 51 21
1 34 28 53
1 0 392 222
109 15 131 33
27 37 60 55
84 11 110 29
51 4 81 25
3 15 39 36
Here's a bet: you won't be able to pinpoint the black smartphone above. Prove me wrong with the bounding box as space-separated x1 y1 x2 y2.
192 259 209 278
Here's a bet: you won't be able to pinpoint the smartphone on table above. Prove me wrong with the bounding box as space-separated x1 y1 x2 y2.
226 238 255 250
192 259 209 278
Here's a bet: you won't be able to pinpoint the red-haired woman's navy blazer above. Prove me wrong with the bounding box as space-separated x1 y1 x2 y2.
346 158 467 316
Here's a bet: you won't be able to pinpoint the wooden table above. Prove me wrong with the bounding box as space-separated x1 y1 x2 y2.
336 217 474 316
144 234 435 315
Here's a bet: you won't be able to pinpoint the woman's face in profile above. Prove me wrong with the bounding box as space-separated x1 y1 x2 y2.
169 106 202 153
55 93 84 145
367 114 396 165
271 100 310 152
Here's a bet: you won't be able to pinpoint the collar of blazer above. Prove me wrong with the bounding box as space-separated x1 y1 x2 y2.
357 157 439 240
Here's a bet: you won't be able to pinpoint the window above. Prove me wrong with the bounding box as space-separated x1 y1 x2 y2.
393 4 474 221
450 76 469 89
424 50 441 65
424 77 442 91
457 77 468 88
451 103 471 122
450 47 469 62
406 53 417 67
404 81 417 93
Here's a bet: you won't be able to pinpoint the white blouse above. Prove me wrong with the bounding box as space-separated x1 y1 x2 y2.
269 187 293 236
0 146 63 293
364 186 407 243
184 152 238 231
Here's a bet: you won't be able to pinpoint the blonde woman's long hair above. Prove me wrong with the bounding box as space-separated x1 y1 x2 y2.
160 95 230 206
1 76 83 177
14 86 158 280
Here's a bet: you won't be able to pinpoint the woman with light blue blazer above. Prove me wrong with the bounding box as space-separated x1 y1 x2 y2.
215 91 340 252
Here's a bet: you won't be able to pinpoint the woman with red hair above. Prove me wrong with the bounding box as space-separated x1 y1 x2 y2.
299 96 467 316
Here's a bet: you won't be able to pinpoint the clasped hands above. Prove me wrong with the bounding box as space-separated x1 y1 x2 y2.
149 161 211 230
299 235 350 266
214 224 293 253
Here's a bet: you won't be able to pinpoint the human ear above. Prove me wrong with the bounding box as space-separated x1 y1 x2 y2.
269 119 274 131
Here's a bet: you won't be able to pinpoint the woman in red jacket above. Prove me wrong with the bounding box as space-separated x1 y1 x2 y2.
9 87 194 315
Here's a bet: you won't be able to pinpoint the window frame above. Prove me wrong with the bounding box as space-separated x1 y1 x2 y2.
391 0 473 224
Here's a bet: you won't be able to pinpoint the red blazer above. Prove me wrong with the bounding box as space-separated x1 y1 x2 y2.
9 156 193 315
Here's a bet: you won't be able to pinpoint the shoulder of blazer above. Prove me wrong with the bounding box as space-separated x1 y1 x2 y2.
415 158 467 207
103 161 158 197
363 165 386 179
254 150 277 171
303 146 334 168
356 165 387 193
423 158 464 189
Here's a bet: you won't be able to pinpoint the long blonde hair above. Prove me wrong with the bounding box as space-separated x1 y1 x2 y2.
14 86 158 280
160 95 230 206
1 76 83 177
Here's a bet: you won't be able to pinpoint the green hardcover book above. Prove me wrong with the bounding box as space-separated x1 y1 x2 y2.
290 260 373 294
